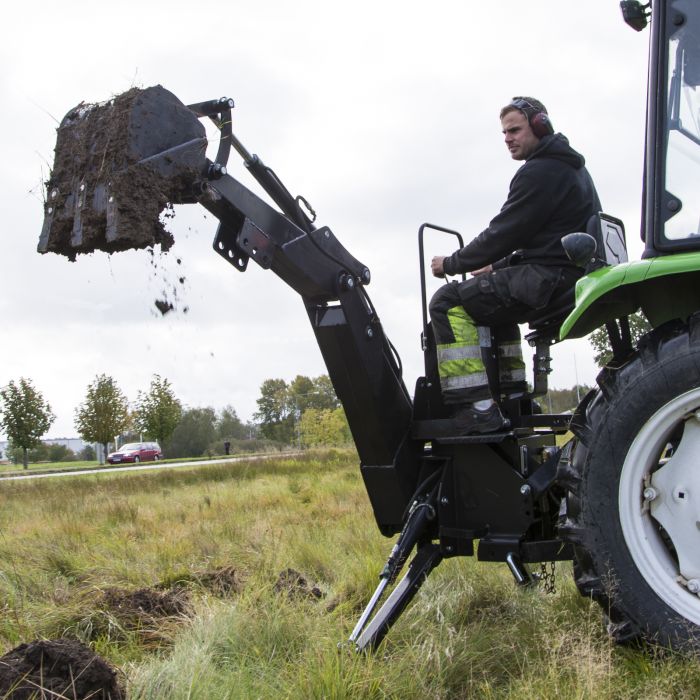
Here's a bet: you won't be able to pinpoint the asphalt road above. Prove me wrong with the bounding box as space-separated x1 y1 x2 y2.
0 453 297 481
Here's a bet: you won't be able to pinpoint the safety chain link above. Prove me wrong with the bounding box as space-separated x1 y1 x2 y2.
539 561 557 594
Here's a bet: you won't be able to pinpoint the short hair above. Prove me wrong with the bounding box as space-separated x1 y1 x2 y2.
500 96 548 121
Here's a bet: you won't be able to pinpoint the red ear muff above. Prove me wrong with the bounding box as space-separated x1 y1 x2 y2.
530 112 554 138
509 98 554 138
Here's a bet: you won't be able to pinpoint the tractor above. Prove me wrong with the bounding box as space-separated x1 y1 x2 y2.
39 0 700 651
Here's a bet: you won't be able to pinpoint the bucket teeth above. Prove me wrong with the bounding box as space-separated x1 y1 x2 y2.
39 85 207 258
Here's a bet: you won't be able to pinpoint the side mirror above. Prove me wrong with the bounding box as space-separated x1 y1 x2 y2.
562 232 597 268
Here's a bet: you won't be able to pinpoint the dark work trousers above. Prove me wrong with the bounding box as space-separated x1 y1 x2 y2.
429 264 579 405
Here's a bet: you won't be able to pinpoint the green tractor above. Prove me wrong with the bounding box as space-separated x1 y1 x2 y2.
550 0 700 647
39 0 700 652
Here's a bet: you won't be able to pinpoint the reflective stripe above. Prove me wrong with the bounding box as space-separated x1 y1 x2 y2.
500 368 527 383
437 344 482 362
477 326 492 348
498 342 524 358
442 372 490 390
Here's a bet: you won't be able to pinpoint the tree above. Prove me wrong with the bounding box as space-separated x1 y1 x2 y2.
254 378 294 443
134 374 182 454
589 311 653 366
299 407 351 447
164 407 218 458
74 374 130 463
310 375 340 410
254 375 341 444
217 405 247 440
0 378 55 468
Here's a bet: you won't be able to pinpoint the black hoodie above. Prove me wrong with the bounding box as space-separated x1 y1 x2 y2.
442 133 601 275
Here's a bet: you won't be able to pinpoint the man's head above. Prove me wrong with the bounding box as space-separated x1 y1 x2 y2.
500 96 552 161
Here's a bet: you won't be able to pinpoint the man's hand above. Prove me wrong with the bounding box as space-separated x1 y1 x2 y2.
470 264 493 276
431 256 447 278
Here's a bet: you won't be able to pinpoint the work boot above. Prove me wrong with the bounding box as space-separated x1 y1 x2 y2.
451 402 507 435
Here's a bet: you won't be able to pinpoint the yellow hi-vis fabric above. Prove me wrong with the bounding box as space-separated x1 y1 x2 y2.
436 305 526 392
437 305 489 391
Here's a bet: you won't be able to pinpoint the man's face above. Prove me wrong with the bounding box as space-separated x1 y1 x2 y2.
501 110 540 161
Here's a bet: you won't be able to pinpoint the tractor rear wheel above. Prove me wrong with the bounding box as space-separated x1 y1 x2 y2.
559 316 700 650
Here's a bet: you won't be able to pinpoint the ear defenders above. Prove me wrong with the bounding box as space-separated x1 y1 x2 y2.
510 98 554 138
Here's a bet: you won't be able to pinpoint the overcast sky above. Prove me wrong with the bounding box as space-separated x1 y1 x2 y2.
0 0 650 437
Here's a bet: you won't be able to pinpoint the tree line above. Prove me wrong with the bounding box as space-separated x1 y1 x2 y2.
0 373 350 468
0 316 653 468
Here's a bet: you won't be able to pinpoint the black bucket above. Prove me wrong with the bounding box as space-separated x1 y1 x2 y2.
39 85 207 258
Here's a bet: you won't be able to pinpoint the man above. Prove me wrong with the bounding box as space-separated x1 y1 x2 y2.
429 96 601 433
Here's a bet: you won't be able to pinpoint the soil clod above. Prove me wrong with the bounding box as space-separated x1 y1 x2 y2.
0 638 123 700
274 568 323 601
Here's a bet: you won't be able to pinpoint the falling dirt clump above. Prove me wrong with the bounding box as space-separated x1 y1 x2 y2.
0 638 124 700
274 568 324 602
38 85 206 260
154 298 174 316
100 586 191 628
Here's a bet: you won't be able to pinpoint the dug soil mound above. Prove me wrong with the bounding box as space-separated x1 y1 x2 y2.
0 638 123 700
274 568 323 602
101 586 191 628
193 566 243 596
39 85 206 260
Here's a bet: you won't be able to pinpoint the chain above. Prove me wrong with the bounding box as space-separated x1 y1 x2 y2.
539 561 557 594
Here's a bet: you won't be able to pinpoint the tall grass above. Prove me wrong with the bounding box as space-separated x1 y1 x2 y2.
0 449 698 698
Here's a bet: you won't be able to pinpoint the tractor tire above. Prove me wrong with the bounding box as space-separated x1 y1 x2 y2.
558 315 700 651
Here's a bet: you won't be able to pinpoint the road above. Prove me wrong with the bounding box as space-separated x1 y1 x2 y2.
0 453 298 482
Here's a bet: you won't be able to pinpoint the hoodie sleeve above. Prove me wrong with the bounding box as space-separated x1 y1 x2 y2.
442 161 564 276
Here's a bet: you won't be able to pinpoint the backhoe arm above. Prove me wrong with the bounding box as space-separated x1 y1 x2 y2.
199 168 421 534
38 85 421 534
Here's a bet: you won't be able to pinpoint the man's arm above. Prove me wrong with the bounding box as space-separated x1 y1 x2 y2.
431 257 492 278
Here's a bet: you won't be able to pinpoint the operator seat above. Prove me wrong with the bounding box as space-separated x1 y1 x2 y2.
525 212 627 345
517 213 628 398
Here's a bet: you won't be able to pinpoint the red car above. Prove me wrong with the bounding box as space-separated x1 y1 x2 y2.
107 442 162 464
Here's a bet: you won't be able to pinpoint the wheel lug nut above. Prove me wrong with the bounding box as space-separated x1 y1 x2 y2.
687 579 700 594
643 487 658 501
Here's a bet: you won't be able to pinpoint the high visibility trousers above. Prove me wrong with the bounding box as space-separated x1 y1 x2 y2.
429 279 527 404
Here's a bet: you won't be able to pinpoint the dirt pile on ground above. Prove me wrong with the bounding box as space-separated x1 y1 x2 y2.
100 586 191 628
274 568 323 601
158 565 244 597
0 638 123 699
39 85 206 260
193 566 243 596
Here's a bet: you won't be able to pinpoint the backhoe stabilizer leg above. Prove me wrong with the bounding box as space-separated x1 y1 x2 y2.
506 551 535 587
350 544 443 652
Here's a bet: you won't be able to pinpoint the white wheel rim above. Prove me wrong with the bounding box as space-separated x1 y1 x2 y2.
619 387 700 625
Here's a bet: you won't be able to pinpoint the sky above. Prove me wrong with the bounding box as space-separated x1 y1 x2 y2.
0 0 651 438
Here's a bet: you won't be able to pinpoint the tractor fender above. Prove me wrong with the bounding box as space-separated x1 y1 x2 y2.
559 252 700 340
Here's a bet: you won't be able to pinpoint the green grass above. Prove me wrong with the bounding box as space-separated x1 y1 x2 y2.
0 449 698 699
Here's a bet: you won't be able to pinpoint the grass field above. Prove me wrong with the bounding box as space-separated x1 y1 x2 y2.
0 449 698 699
